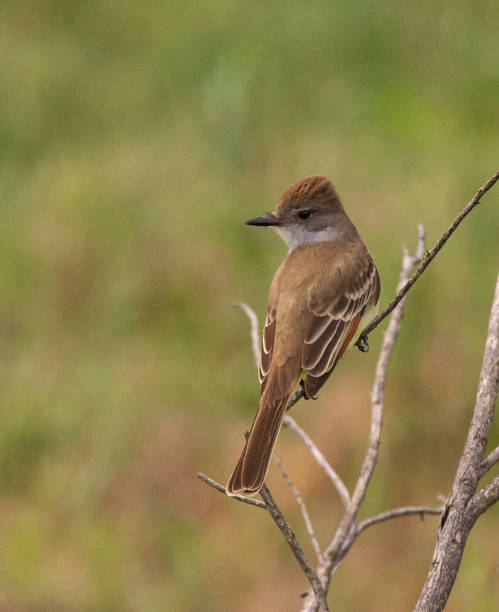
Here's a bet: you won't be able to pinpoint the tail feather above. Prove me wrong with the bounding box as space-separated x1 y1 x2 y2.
226 397 288 496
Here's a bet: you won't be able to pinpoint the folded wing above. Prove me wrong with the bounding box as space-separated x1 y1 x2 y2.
302 257 380 397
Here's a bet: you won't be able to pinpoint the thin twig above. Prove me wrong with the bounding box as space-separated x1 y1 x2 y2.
197 473 266 509
302 228 426 612
358 170 499 343
478 445 499 477
334 233 426 546
275 458 324 563
356 506 443 535
283 415 351 509
233 301 261 368
287 387 306 411
259 485 330 612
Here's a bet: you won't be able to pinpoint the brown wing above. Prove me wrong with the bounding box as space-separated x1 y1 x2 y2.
258 306 276 392
302 257 380 397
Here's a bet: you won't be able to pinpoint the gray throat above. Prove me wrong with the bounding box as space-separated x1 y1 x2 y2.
275 224 348 252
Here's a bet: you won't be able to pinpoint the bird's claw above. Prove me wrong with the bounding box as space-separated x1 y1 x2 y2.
300 379 318 400
357 334 369 353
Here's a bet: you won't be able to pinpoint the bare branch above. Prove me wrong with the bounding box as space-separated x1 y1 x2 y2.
259 485 330 612
333 234 425 544
358 169 499 343
302 228 426 612
287 387 306 410
233 301 260 368
454 277 499 472
414 272 499 612
467 475 499 519
275 458 324 563
283 415 351 509
478 445 499 477
356 506 443 536
197 473 266 509
198 467 329 606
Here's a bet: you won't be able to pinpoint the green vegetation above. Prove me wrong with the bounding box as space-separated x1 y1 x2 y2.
0 1 497 610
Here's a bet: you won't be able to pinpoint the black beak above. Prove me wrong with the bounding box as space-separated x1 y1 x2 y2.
245 212 283 227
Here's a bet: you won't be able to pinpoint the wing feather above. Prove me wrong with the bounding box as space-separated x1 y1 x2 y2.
302 256 380 397
258 308 276 384
304 320 348 375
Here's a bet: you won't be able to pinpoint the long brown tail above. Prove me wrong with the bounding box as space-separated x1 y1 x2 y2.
226 396 288 496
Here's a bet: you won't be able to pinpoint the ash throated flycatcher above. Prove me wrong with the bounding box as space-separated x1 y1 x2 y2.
226 175 381 497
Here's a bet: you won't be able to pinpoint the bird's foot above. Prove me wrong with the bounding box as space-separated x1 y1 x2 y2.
299 379 318 400
356 334 369 353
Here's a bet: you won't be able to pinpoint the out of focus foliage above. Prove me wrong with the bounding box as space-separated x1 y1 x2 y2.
0 1 497 610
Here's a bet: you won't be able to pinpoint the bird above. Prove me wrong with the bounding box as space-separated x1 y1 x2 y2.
226 175 381 496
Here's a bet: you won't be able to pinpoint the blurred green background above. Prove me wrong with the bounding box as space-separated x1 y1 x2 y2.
1 1 498 610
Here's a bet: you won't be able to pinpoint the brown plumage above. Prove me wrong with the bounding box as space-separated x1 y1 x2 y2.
226 176 380 496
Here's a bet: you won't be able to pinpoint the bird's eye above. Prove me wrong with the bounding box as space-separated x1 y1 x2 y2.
297 209 312 220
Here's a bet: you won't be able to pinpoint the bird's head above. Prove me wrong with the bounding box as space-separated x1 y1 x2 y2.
246 176 351 251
